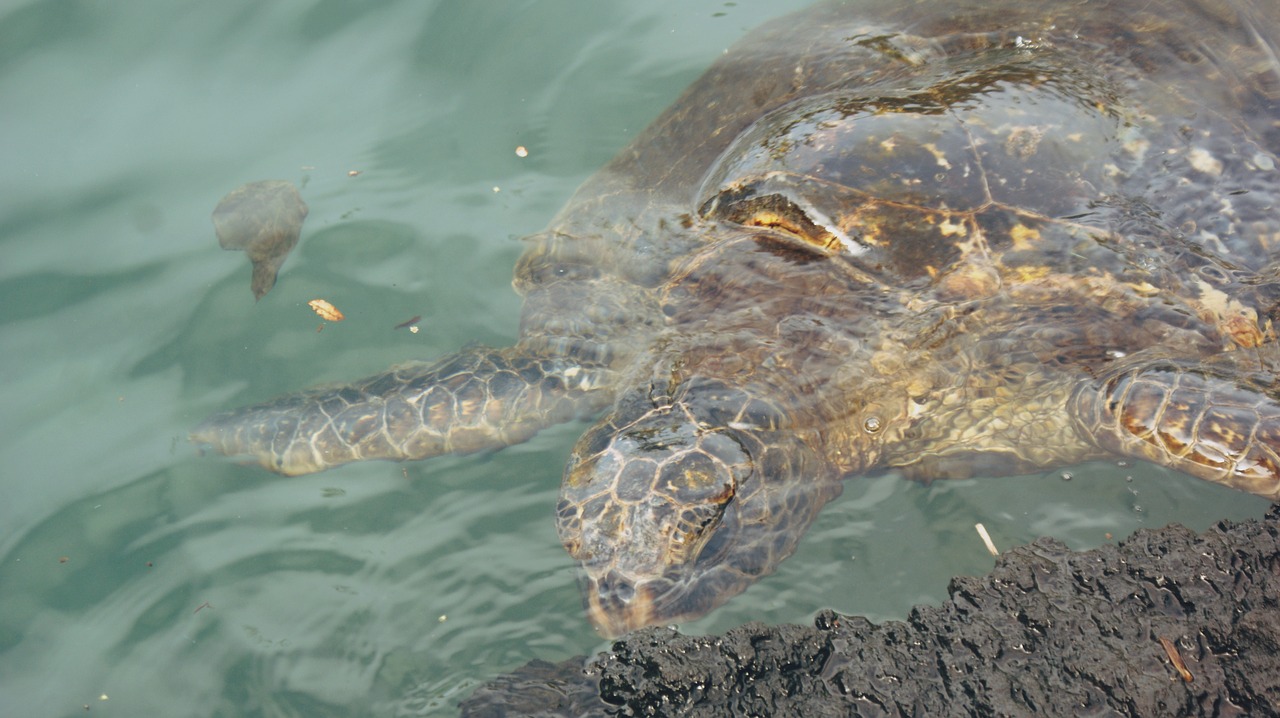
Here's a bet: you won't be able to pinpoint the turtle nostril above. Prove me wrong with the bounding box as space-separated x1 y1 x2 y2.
586 571 657 637
597 572 637 604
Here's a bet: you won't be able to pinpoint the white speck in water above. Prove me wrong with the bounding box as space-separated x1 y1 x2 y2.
1060 472 1073 481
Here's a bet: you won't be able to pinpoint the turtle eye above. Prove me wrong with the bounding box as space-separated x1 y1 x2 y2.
668 499 729 564
700 188 846 255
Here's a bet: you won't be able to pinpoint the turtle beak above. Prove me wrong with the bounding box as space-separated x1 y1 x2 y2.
583 570 660 638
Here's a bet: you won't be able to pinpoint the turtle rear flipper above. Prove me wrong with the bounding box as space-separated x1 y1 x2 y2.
190 346 614 476
1076 360 1280 499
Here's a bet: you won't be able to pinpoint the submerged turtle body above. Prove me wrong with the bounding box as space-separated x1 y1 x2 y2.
193 0 1280 635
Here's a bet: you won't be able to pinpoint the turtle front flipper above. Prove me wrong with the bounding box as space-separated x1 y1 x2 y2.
191 346 614 475
1076 359 1280 499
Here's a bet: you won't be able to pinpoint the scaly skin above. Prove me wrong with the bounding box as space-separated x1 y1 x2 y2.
190 347 617 476
194 0 1280 635
1077 360 1280 499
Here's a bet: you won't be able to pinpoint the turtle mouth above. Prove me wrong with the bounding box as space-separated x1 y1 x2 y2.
581 564 730 637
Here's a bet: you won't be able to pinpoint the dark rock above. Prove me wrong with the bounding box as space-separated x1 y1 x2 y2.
461 507 1280 717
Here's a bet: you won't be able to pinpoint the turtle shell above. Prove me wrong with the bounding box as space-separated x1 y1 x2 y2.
193 0 1280 636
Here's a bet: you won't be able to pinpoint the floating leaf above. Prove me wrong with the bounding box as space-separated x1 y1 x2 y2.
212 180 308 300
308 298 345 322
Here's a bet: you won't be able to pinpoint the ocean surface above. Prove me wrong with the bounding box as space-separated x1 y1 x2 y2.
0 1 1271 716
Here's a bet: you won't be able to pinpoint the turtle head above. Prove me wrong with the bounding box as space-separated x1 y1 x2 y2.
557 383 839 636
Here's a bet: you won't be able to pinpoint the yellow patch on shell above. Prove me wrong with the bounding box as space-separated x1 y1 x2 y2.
921 142 952 169
938 218 967 237
1009 264 1052 283
1009 223 1041 250
848 213 884 246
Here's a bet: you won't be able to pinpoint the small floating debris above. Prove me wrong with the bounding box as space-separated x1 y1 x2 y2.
308 298 345 322
515 145 529 158
211 180 308 300
974 523 999 556
394 315 421 330
347 169 361 177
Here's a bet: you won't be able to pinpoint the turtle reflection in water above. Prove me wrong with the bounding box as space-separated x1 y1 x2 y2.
193 0 1280 636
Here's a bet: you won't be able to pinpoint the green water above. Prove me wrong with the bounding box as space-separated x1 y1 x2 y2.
0 1 1271 716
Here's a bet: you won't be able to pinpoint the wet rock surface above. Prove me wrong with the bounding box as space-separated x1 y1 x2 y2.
461 507 1280 717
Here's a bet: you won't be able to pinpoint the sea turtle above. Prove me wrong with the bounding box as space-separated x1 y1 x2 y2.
193 0 1280 636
